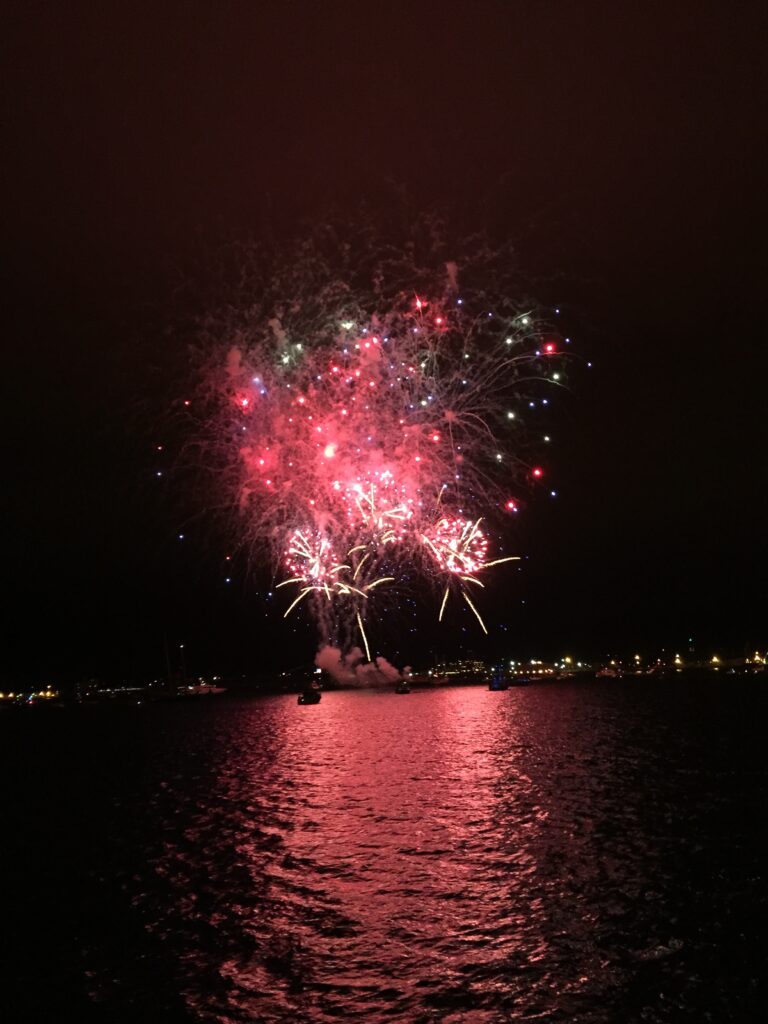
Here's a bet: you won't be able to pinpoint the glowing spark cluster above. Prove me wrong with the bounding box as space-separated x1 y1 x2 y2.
424 517 489 575
422 517 520 632
186 225 570 654
277 527 394 619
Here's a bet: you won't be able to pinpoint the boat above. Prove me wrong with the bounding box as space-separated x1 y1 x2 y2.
298 686 322 705
394 681 411 694
489 668 509 690
177 682 228 697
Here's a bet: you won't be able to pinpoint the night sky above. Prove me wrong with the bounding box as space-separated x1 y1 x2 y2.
3 2 766 684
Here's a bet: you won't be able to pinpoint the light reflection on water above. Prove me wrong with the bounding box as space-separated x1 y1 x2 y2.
130 684 765 1022
2 680 766 1022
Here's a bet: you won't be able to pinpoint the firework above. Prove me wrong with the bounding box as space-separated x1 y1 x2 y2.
422 516 521 632
185 223 569 655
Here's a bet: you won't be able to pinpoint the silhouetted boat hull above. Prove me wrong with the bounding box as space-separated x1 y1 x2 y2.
298 689 322 705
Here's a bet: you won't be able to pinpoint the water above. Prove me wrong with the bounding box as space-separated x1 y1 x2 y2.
2 678 767 1022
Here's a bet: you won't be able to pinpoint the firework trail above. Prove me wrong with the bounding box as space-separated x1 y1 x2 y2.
184 219 569 662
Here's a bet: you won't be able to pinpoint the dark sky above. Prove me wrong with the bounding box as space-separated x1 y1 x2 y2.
3 1 766 683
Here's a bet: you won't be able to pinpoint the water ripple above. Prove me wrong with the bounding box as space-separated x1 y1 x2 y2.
2 679 767 1022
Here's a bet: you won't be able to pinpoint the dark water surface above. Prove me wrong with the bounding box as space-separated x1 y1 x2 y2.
2 678 767 1022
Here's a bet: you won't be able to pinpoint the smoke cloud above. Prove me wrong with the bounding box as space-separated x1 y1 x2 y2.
315 645 403 687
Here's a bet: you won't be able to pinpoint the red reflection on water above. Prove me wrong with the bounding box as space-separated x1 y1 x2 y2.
268 688 544 991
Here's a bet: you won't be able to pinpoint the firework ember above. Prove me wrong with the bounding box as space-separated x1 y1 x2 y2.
186 224 569 657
